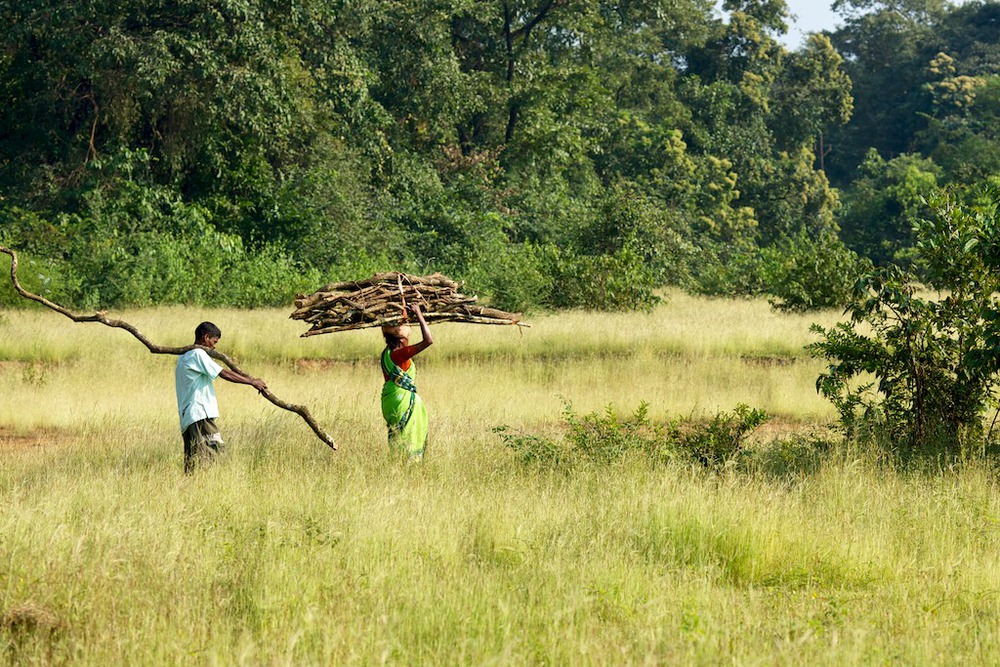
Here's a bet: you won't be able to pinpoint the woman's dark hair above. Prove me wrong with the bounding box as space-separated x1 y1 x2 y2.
195 321 222 341
383 331 402 348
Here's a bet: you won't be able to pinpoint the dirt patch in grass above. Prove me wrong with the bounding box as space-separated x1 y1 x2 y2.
739 354 800 367
0 426 75 451
2 601 64 635
293 358 367 373
750 417 835 439
0 360 30 371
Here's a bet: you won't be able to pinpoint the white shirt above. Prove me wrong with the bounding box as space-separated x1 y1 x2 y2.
175 348 223 432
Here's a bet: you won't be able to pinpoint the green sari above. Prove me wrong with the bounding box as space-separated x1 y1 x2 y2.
380 346 429 460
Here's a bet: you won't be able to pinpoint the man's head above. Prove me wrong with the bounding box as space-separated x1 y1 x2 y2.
194 321 222 348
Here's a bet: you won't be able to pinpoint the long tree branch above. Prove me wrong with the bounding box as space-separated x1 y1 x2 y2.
0 245 336 450
510 0 561 42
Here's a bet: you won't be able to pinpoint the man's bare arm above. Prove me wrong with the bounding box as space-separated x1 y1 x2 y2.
219 368 267 392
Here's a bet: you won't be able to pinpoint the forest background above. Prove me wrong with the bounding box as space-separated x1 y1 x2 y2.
8 4 1000 660
1 0 997 313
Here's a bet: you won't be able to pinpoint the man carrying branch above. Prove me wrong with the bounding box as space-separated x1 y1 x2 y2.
176 321 267 473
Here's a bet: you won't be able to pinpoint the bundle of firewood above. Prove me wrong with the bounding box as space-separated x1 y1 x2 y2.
290 272 525 336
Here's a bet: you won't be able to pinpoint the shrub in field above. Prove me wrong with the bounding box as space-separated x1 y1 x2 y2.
492 426 568 468
676 404 770 467
546 247 661 312
464 241 556 314
563 402 662 463
495 403 663 468
758 230 867 313
736 433 834 478
809 190 1000 457
495 402 769 469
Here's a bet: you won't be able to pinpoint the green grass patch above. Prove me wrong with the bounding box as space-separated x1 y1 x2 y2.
2 296 1000 663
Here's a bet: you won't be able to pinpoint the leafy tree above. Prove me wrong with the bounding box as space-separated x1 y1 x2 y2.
769 34 853 153
810 189 1000 456
932 0 1000 75
758 228 867 312
919 54 1000 183
683 2 851 249
837 149 941 266
824 0 948 184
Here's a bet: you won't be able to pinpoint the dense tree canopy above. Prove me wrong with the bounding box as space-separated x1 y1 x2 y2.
0 0 996 311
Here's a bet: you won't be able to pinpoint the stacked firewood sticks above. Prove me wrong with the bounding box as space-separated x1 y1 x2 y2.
290 272 525 336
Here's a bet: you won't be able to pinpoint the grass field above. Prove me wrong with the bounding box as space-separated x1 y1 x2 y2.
3 293 1000 664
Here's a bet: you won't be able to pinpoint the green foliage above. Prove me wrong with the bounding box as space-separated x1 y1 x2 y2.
736 432 833 478
464 181 689 313
690 226 863 313
837 150 942 267
759 230 867 312
921 68 1000 184
826 0 1000 192
1 180 319 309
0 208 77 306
562 401 661 463
545 246 660 312
825 0 945 185
465 242 555 314
687 238 765 298
769 34 854 152
492 425 568 468
7 0 984 312
682 2 848 250
809 190 1000 457
495 402 769 469
534 184 695 312
678 404 770 467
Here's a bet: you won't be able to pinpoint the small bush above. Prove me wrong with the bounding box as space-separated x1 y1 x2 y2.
759 231 867 313
676 404 770 466
735 433 835 478
496 402 769 470
492 426 567 468
563 402 662 462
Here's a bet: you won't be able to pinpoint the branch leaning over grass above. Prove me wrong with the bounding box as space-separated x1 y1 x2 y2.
0 245 336 450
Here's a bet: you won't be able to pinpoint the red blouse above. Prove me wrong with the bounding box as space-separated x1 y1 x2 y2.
381 345 419 380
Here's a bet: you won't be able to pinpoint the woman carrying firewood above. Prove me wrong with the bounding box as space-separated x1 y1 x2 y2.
380 303 433 460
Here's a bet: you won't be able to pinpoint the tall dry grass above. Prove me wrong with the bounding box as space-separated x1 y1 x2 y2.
3 295 999 664
0 291 837 433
